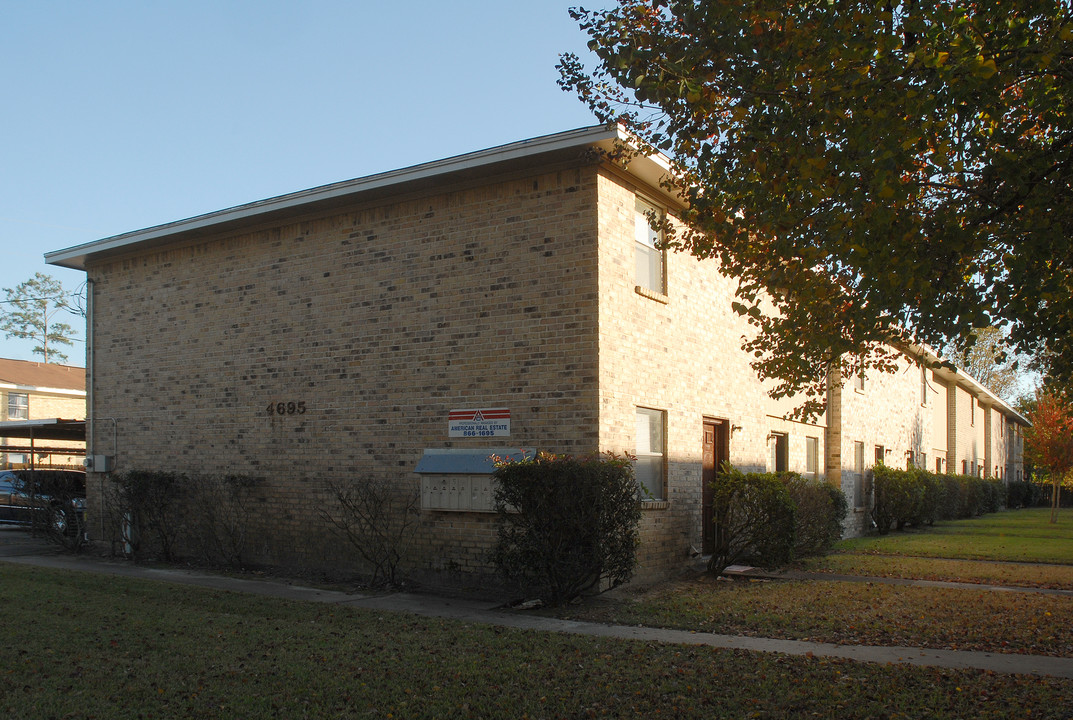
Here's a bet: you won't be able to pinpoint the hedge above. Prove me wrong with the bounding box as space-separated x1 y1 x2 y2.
708 469 847 575
872 465 1006 534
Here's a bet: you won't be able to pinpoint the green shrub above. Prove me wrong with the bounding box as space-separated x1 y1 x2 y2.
915 469 945 526
708 468 796 575
939 474 962 520
958 475 989 517
872 465 924 533
982 479 1005 513
1007 480 1031 508
873 467 1003 531
781 473 847 557
491 452 641 606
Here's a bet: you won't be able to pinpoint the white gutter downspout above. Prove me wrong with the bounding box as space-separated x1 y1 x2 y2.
86 278 104 540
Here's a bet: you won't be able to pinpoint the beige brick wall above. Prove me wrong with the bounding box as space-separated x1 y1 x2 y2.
87 163 603 577
593 169 827 578
838 353 934 534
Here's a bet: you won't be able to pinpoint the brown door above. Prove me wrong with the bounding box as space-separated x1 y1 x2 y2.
702 419 729 554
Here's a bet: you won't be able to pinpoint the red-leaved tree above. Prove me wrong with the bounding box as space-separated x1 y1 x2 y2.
1023 390 1073 523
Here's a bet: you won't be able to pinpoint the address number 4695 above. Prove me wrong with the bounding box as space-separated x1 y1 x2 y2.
267 401 306 416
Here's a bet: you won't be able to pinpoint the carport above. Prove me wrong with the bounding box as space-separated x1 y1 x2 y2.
0 419 86 469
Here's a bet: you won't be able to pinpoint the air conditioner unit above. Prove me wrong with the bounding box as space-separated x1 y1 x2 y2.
83 455 114 472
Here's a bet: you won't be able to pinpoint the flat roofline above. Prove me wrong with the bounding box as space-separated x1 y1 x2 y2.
47 124 677 271
907 342 1030 426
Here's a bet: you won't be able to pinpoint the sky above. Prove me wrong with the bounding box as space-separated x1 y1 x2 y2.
0 1 602 366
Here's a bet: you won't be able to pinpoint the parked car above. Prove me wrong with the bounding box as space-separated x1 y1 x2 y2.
0 469 86 534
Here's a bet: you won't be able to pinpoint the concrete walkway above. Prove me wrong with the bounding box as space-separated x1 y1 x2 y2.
2 530 1071 680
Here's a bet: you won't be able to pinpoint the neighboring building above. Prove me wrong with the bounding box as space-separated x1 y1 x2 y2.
46 125 1027 583
0 358 86 468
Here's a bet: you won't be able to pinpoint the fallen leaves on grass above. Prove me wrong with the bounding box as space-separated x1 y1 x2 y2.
555 575 1073 657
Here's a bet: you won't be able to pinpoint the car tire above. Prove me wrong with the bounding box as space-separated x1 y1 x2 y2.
51 506 69 535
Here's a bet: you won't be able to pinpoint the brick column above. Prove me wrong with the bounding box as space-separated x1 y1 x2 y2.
825 363 842 487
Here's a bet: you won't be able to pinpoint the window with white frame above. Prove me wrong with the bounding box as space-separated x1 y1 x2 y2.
854 441 865 507
634 197 665 295
805 436 819 476
769 432 788 472
635 407 666 500
7 392 28 420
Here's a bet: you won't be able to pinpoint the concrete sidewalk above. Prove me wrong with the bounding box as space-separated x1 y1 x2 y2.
3 538 1071 680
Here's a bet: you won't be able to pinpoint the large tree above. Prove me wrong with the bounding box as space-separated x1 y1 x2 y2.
0 272 77 364
560 1 1072 417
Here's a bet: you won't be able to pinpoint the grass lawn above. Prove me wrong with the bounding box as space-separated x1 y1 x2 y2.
551 507 1073 659
803 508 1073 589
800 553 1073 589
1 564 1071 719
555 575 1073 656
832 508 1073 565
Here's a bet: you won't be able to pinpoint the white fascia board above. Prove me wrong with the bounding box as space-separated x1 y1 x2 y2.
0 382 86 397
46 125 650 271
908 341 1029 426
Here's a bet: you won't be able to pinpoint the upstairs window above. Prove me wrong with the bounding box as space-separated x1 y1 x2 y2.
634 197 665 295
7 392 28 420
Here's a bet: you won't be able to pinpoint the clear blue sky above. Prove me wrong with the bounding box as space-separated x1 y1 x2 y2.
0 1 601 366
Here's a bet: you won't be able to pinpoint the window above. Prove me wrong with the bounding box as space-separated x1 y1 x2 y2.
962 460 968 474
634 197 665 295
906 451 915 470
921 367 928 406
769 433 788 472
805 436 819 476
853 371 866 392
874 445 885 466
935 457 943 473
7 392 28 420
853 441 865 507
635 408 665 500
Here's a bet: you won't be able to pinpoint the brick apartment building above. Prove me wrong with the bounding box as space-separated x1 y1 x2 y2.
46 125 1026 582
0 358 86 469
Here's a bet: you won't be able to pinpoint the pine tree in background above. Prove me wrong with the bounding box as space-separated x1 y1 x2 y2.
0 272 77 364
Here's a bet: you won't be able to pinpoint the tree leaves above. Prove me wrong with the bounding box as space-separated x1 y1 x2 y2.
560 1 1073 412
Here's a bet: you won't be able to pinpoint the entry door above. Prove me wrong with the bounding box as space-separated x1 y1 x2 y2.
702 420 730 554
